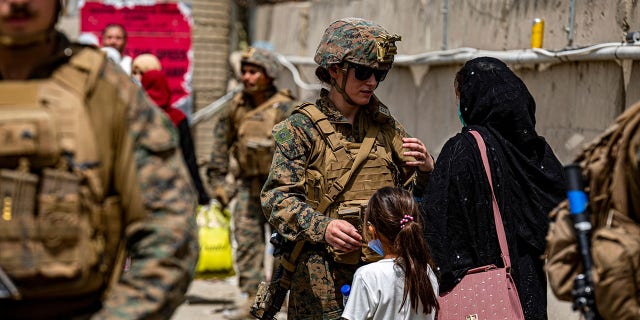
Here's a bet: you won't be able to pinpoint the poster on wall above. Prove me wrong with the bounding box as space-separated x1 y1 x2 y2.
80 1 192 109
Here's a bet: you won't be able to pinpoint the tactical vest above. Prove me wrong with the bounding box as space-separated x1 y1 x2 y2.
0 49 124 300
296 104 396 265
233 90 294 177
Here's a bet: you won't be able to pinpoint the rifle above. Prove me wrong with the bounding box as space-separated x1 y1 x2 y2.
564 164 601 320
250 232 304 320
0 266 20 300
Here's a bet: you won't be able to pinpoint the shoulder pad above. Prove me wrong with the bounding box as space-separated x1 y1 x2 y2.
273 114 312 160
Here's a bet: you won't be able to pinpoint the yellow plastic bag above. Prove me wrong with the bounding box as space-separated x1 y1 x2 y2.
195 200 235 278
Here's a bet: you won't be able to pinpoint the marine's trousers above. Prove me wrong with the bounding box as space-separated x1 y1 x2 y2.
287 247 359 320
232 176 270 295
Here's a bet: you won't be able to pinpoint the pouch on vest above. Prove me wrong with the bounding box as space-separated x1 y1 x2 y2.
327 204 363 265
0 89 60 168
325 200 384 265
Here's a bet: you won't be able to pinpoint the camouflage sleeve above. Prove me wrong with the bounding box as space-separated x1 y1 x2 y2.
260 114 332 243
387 117 426 192
92 62 198 319
206 105 234 189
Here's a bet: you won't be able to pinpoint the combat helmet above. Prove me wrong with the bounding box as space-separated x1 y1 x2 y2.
241 47 280 79
314 17 401 71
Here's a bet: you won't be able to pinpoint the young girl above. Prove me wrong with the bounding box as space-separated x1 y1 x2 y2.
341 187 439 320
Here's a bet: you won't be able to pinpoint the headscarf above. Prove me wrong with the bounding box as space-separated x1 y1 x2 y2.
132 53 162 74
457 57 544 159
422 58 566 316
454 56 565 250
141 70 185 126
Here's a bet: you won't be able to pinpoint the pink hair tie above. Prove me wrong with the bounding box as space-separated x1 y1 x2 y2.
400 214 414 229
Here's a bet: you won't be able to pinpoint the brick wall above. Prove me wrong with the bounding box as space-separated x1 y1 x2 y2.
191 0 231 181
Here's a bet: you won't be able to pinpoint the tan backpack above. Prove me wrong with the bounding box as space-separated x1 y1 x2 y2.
546 102 640 320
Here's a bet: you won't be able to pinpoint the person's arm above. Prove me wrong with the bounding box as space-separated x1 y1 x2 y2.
205 107 235 205
385 119 433 195
92 65 198 319
260 115 332 243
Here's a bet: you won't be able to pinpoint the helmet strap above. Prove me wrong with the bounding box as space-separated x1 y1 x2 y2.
330 64 358 106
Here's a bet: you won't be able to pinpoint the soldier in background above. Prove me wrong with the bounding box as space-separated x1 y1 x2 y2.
101 23 132 75
260 18 434 319
207 47 295 319
0 1 198 319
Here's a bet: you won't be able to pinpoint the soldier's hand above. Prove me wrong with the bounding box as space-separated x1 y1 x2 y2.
402 137 434 173
213 186 230 207
325 220 362 252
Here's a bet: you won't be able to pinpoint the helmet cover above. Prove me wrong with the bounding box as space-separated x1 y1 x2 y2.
314 17 401 70
241 47 280 79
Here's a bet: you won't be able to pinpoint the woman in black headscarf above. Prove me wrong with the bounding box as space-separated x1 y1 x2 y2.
421 57 565 319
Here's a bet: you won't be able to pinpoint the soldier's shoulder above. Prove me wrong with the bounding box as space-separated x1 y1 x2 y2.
273 112 317 145
278 88 296 100
286 110 316 131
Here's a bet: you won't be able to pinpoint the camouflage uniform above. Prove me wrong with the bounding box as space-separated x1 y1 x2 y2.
0 32 198 320
262 90 430 319
207 48 295 296
260 18 428 319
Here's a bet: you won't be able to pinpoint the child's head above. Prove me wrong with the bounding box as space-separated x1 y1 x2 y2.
365 186 439 314
365 186 420 246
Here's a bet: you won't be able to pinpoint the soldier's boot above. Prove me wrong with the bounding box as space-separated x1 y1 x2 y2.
223 294 255 320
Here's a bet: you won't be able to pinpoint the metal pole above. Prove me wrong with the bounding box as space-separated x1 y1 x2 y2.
567 0 577 46
442 0 449 50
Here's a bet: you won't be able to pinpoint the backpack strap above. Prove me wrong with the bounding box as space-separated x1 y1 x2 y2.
296 103 350 161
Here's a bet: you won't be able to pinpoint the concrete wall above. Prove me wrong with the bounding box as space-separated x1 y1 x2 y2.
251 0 640 164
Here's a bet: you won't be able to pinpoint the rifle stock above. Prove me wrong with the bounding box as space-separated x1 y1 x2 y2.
250 234 304 319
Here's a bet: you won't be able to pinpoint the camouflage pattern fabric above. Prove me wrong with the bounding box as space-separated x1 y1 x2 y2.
232 177 269 295
207 86 294 297
314 17 401 70
261 89 429 319
241 47 281 79
96 57 198 320
0 33 198 320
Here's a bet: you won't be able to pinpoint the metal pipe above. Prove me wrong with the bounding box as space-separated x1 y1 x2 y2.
442 0 449 50
284 42 640 67
192 42 640 126
191 85 243 126
567 0 577 46
276 54 323 91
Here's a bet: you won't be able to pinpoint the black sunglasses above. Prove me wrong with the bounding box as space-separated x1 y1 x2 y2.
349 64 389 82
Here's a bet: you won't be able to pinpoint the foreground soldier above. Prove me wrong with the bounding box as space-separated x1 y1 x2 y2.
207 47 295 319
261 18 434 319
0 1 198 319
